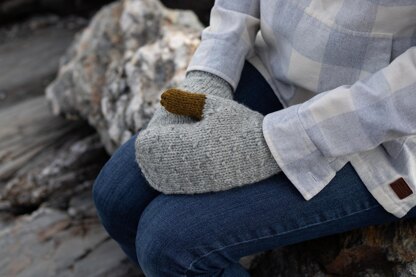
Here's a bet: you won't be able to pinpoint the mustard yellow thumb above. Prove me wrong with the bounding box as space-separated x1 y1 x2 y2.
160 89 207 120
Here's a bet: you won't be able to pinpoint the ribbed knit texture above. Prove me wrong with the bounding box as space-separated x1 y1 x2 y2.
135 92 281 194
179 70 233 99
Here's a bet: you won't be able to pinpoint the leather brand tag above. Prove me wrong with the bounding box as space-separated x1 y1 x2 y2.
390 177 413 200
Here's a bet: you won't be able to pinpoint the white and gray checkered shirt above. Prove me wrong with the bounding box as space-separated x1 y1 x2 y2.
187 0 416 218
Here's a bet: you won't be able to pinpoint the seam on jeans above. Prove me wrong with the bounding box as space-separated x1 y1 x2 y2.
183 204 380 276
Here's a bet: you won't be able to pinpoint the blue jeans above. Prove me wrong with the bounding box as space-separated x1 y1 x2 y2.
92 61 416 277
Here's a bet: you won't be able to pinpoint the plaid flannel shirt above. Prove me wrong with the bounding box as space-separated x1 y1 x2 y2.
187 0 416 218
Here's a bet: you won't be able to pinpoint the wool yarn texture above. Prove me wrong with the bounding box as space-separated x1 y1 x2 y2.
135 90 281 194
145 70 233 128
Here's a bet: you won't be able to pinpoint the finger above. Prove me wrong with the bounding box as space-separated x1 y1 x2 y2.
160 89 206 120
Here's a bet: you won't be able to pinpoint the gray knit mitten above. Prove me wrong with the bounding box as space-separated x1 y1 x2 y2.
135 89 281 194
145 70 233 128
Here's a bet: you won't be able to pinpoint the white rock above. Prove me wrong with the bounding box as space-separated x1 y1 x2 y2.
46 0 203 153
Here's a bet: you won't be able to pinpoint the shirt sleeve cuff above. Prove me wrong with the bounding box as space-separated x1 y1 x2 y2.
186 38 248 91
262 104 339 200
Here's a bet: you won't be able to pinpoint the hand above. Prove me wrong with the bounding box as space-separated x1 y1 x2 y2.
135 89 281 194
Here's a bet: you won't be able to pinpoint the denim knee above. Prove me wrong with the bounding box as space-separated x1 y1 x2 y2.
92 164 132 238
92 133 159 240
92 168 116 227
135 195 231 277
135 203 193 276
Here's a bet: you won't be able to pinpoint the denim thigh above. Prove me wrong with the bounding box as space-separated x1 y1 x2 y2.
136 162 416 276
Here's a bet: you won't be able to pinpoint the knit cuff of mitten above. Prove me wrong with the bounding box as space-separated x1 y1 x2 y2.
178 70 233 99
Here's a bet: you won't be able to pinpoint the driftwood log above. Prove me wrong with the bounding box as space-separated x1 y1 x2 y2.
0 95 143 276
0 16 142 276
